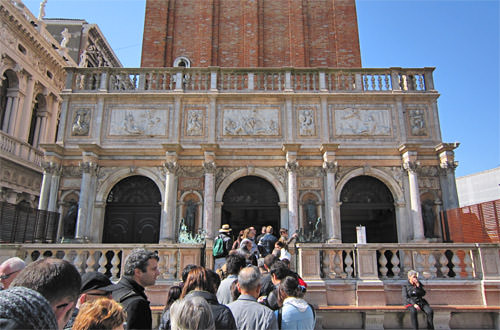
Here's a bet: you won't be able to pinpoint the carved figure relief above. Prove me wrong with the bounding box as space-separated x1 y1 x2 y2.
71 109 90 136
335 108 391 136
421 200 436 238
409 109 427 136
222 108 279 136
298 109 316 136
185 109 204 136
109 109 166 136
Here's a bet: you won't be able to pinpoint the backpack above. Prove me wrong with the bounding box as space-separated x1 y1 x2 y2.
213 235 225 257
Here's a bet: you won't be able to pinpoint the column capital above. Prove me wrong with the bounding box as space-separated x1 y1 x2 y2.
322 161 338 173
79 161 98 175
163 161 179 175
203 161 216 174
285 160 299 173
41 161 61 174
403 160 420 173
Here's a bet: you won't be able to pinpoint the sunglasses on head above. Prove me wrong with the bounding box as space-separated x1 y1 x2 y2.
0 270 20 280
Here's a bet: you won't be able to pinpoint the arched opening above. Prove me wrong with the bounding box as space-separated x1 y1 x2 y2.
0 70 19 132
222 176 280 238
27 94 45 146
103 176 161 243
340 175 397 243
0 74 9 129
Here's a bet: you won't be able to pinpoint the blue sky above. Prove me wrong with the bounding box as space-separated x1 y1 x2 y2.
24 0 500 178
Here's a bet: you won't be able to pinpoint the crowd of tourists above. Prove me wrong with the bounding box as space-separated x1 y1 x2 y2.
0 223 433 330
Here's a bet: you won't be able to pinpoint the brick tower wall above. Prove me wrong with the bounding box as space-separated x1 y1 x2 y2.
141 0 361 68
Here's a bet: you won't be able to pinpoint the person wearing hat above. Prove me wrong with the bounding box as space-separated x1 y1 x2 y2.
64 272 118 330
214 224 234 271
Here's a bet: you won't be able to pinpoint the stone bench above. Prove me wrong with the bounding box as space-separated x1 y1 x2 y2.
315 305 500 330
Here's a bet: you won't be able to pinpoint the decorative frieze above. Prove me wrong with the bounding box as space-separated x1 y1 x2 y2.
109 109 167 136
334 107 391 136
221 106 280 137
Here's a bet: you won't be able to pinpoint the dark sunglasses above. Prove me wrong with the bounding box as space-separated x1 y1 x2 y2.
0 270 20 280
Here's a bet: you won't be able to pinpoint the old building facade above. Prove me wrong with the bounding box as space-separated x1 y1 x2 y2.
40 0 460 245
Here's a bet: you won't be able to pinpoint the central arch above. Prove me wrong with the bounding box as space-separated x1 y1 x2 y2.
103 175 161 243
340 175 397 243
221 176 280 237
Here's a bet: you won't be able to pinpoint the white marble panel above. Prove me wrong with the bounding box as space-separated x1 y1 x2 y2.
222 108 279 136
335 108 391 136
109 109 167 136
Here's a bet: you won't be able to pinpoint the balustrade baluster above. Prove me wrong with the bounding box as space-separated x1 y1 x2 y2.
391 249 401 278
439 251 449 277
415 251 425 275
157 252 166 280
167 251 177 280
321 250 331 279
74 250 86 273
464 250 473 278
379 250 388 278
451 251 461 278
111 250 121 281
85 250 96 274
370 75 376 90
306 73 311 91
385 74 390 90
377 75 383 90
345 250 354 278
98 251 107 274
418 75 424 90
428 253 437 279
332 251 342 278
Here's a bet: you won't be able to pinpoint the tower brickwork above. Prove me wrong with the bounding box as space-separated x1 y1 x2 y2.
141 0 361 68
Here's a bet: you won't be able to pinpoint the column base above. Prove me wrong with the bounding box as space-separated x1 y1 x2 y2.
63 236 90 243
159 238 175 244
326 238 342 243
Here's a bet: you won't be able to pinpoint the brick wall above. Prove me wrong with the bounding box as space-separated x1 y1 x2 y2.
141 0 361 68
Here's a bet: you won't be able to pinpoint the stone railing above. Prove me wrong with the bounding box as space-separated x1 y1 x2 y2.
0 130 43 168
65 67 435 94
13 243 203 282
2 242 498 283
298 243 500 281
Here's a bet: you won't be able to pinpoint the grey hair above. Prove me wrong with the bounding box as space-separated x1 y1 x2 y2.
407 270 418 279
123 248 158 276
170 296 215 330
237 266 261 291
0 257 26 272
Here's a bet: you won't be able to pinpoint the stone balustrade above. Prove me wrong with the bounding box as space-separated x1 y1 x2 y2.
2 242 497 283
0 130 44 168
65 67 435 93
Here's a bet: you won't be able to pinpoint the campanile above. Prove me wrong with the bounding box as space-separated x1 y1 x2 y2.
141 0 361 68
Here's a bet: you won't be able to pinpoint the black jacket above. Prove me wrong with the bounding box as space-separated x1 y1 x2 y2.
112 276 152 330
403 281 429 307
159 290 237 330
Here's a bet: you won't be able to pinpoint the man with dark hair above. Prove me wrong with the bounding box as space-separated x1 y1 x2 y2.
259 254 278 297
228 266 278 330
259 226 278 257
217 253 246 304
264 260 293 310
64 271 118 329
112 248 159 330
181 264 197 285
11 258 81 329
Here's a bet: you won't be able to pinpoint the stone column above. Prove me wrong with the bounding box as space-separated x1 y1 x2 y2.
286 158 299 234
436 143 460 210
401 149 425 242
2 96 14 131
321 144 341 242
47 163 61 212
75 161 98 241
7 96 19 135
161 154 179 242
38 162 54 210
203 152 216 238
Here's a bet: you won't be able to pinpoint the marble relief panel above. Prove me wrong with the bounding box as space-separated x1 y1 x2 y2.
219 105 281 137
296 105 318 138
405 105 429 137
68 105 94 138
332 106 392 137
108 109 167 136
183 106 206 137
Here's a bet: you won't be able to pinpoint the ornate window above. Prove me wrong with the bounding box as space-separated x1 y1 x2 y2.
173 56 191 68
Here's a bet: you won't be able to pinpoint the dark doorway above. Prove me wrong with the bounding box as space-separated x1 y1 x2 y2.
103 176 161 243
222 176 280 239
340 176 397 243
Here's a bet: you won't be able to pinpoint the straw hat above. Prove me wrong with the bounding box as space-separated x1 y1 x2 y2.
219 224 232 232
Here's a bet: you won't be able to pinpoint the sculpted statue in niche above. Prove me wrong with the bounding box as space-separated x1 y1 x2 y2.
186 110 203 136
335 108 391 136
421 200 436 238
304 199 318 235
71 109 90 136
63 200 78 238
298 109 315 136
184 200 197 234
409 109 427 136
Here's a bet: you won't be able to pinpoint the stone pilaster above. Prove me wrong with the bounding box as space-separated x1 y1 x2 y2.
161 156 179 242
400 145 425 242
203 153 216 238
47 163 61 212
283 144 300 234
38 161 54 211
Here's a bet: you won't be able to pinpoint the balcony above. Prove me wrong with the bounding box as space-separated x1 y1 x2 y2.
0 130 43 169
65 67 436 94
